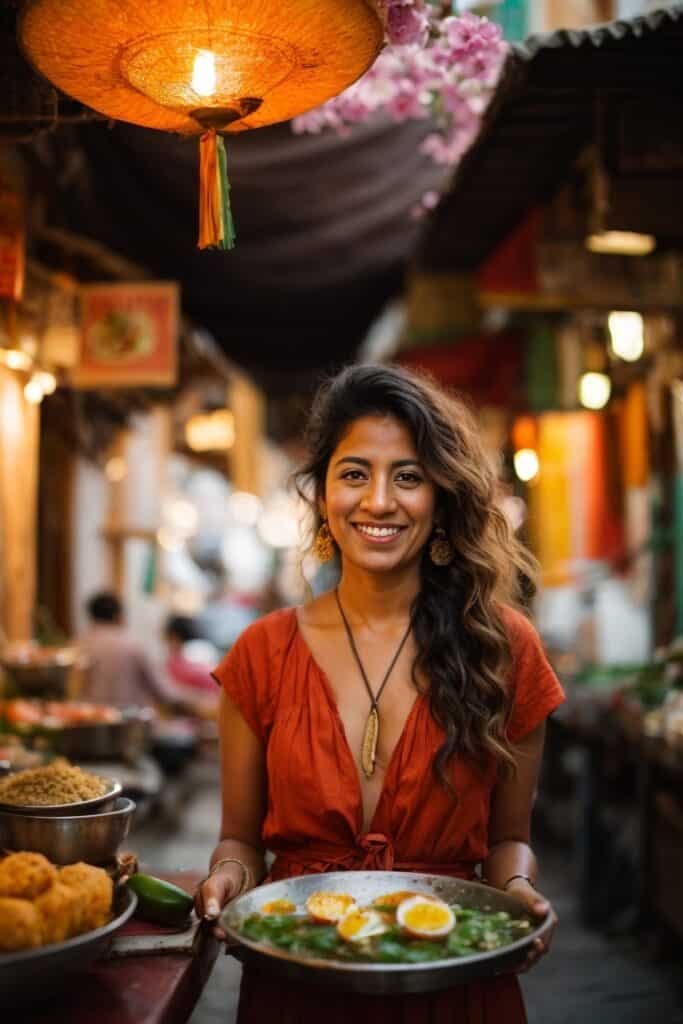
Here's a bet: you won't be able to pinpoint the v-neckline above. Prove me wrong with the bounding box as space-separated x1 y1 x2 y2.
293 608 423 836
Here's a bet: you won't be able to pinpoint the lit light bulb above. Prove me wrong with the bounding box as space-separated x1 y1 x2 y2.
579 372 611 410
608 311 644 363
24 376 44 404
192 50 217 97
585 231 656 256
513 449 540 483
36 370 57 395
3 349 32 372
105 456 127 483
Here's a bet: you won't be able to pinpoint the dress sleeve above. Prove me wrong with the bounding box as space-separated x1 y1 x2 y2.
212 623 270 742
503 607 565 743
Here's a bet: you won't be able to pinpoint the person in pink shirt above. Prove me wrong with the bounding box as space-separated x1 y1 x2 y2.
164 615 219 698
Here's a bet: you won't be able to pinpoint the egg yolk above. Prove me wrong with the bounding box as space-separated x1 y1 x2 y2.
337 909 387 943
402 903 451 931
305 892 356 923
261 899 296 916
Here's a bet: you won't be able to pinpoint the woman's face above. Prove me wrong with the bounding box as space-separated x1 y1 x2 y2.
321 414 437 576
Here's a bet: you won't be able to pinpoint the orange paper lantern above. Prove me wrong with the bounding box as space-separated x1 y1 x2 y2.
20 0 384 248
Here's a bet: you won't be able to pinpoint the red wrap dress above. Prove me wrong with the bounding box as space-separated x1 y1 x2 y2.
214 604 564 1024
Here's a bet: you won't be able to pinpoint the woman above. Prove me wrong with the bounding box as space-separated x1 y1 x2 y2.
197 365 564 1022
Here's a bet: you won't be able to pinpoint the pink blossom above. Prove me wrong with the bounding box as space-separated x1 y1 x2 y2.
386 1 430 46
293 8 507 182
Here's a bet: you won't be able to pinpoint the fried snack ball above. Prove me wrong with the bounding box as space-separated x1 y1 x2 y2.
0 897 43 952
35 881 81 944
0 852 57 900
59 862 113 931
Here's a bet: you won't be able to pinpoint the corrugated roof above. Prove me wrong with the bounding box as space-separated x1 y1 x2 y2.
419 4 683 272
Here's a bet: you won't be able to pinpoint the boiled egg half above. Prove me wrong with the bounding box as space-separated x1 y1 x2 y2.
305 891 357 923
261 899 297 916
337 908 388 943
372 890 418 909
396 895 455 939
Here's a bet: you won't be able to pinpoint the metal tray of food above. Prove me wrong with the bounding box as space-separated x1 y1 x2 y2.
221 871 552 994
0 885 137 1007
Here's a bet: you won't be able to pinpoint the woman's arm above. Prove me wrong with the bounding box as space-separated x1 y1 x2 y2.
484 721 555 969
195 688 268 924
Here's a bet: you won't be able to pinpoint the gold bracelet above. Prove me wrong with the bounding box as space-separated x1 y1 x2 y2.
208 857 253 896
503 873 535 891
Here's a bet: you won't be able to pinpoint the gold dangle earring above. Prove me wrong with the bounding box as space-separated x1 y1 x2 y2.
429 526 454 566
313 520 335 563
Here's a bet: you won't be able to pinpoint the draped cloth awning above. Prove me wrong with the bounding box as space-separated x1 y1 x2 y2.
28 117 448 393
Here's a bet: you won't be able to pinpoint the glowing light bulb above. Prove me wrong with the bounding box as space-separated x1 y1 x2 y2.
3 349 32 372
608 311 644 363
192 50 217 97
585 231 655 256
36 370 57 395
24 376 44 404
513 449 539 483
579 372 611 410
105 456 127 483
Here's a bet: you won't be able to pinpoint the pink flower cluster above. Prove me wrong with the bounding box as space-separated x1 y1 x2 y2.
293 6 507 178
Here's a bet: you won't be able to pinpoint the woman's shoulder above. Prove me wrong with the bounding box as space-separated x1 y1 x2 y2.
498 603 538 648
232 606 299 655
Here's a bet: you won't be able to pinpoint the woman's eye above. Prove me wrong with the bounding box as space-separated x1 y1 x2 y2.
341 470 366 481
396 472 422 485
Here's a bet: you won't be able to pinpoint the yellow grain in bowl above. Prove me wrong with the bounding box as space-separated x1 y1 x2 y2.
0 758 108 807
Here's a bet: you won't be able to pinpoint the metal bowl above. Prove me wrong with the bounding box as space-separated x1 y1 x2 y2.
51 711 154 763
0 885 137 1008
0 778 122 816
0 796 135 865
221 870 554 995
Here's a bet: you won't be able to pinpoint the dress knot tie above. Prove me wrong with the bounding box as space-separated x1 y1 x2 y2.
357 832 395 870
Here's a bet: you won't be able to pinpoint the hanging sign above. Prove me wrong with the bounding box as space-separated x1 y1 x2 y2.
74 282 179 388
0 188 25 302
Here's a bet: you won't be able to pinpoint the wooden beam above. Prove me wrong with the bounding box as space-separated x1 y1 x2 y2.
0 365 40 643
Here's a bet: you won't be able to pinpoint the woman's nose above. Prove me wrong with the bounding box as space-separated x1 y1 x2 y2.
360 477 397 514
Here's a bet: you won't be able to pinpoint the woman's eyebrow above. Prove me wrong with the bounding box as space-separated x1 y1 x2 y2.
333 456 421 469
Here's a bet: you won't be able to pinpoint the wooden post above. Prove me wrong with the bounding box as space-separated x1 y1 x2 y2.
229 373 265 496
0 364 40 643
107 430 128 595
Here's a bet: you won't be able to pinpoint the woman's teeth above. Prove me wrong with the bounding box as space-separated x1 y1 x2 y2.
355 525 402 538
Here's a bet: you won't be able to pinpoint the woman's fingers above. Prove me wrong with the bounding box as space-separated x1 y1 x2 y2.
503 882 556 974
194 865 243 922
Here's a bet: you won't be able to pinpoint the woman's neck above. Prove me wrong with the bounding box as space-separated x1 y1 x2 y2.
336 561 419 628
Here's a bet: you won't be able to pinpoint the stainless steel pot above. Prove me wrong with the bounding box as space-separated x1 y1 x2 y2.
50 711 153 763
0 796 135 865
221 870 554 994
0 885 137 1007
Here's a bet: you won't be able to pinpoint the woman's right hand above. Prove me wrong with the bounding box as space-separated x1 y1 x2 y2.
195 863 246 940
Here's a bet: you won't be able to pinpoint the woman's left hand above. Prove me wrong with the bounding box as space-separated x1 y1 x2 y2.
503 878 557 973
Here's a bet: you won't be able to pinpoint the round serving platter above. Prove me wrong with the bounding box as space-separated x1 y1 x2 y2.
0 885 137 1007
221 870 553 995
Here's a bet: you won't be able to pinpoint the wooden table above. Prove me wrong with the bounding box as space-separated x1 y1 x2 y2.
25 871 220 1024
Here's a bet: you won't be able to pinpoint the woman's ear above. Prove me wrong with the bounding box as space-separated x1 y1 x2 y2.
317 495 327 521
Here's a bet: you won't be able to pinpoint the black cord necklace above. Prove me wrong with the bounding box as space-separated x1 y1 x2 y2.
334 587 413 780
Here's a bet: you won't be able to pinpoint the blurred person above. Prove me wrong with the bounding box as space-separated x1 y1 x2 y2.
80 591 173 708
164 615 219 707
197 365 564 1024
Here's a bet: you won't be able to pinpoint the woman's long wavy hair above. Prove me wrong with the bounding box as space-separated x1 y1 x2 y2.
295 364 538 788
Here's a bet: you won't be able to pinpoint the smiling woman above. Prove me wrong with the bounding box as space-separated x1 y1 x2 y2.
199 365 565 1024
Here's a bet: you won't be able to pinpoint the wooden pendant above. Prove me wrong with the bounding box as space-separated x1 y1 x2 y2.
361 707 379 780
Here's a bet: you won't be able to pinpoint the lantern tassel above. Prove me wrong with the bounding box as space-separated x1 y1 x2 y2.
198 130 236 250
